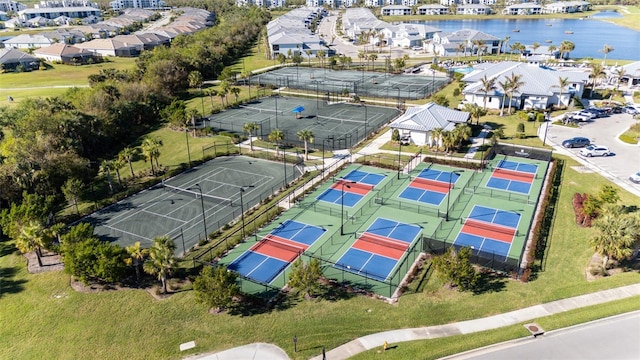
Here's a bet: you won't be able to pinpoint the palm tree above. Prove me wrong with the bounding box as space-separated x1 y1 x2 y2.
219 81 230 107
456 42 465 60
230 87 241 105
559 40 575 59
357 50 365 68
589 63 605 93
463 103 486 125
304 49 312 67
441 130 456 153
317 50 326 69
557 76 569 108
452 124 472 150
241 70 252 100
217 87 227 107
480 75 496 111
16 221 46 267
119 147 137 178
296 129 314 160
548 45 557 59
614 68 627 90
126 241 148 285
532 42 541 55
501 36 510 56
600 44 614 65
112 157 124 188
268 129 285 157
368 53 378 70
243 122 259 151
506 72 524 115
473 39 485 60
205 88 217 109
591 205 640 269
498 79 510 117
143 236 176 294
100 160 114 194
431 127 443 150
141 137 162 176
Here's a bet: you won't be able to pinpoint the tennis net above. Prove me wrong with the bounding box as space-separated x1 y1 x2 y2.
462 218 516 236
259 234 306 254
356 232 408 252
162 182 232 206
239 105 284 116
317 115 366 125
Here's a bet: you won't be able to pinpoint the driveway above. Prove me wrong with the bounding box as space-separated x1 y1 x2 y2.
543 113 640 196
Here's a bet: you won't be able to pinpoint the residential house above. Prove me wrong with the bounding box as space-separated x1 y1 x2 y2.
502 3 543 15
75 38 139 56
109 0 166 10
17 6 101 21
429 28 499 57
3 33 58 49
456 4 492 15
418 4 449 15
439 0 456 6
544 1 591 14
0 47 40 71
0 0 26 13
267 7 329 59
459 61 589 110
33 42 97 64
381 5 412 16
390 102 470 146
0 10 9 20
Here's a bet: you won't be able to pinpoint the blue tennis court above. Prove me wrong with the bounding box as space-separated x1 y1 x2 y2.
453 205 521 259
342 169 386 186
398 168 459 205
317 187 365 207
497 159 538 174
228 220 326 284
334 218 422 281
486 177 532 194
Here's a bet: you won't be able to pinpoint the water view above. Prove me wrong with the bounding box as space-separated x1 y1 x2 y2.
407 13 640 60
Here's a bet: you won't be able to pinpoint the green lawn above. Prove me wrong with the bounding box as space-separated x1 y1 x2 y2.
3 153 640 359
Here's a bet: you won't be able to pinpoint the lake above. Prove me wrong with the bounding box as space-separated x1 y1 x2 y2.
405 12 640 60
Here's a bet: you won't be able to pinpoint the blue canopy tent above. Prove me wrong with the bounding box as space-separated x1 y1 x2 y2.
292 105 305 119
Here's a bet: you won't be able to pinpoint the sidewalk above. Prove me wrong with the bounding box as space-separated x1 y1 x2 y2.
189 283 640 360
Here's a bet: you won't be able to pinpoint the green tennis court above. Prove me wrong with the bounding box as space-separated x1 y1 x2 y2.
81 156 303 255
203 96 400 150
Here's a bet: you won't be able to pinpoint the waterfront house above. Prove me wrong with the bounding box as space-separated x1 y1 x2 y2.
418 4 449 15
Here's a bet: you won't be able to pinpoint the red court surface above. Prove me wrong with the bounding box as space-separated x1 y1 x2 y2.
462 220 515 243
352 233 409 260
410 177 451 193
332 179 373 195
250 235 308 262
493 168 534 182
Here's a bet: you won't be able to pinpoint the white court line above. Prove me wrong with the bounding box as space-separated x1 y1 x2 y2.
139 208 189 224
245 255 272 278
103 224 154 242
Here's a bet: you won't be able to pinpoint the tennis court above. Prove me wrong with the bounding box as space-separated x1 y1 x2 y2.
334 218 422 281
251 67 449 100
317 170 386 207
227 220 326 284
203 96 400 151
82 156 302 255
398 168 459 205
453 205 521 260
486 159 538 194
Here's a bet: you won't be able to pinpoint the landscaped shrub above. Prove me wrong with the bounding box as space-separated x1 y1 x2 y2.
572 192 595 227
516 122 526 138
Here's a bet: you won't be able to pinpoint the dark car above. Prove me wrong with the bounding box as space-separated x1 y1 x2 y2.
562 137 591 148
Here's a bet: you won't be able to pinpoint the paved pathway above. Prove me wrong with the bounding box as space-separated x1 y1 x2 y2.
189 284 640 360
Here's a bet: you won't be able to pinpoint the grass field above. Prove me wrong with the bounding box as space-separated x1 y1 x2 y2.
2 153 640 359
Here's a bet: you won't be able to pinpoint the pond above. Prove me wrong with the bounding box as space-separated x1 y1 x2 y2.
405 12 640 60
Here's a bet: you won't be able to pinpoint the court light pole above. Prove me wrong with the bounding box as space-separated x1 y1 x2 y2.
341 180 356 235
445 171 463 222
271 94 279 130
397 135 402 180
189 184 207 240
361 101 368 140
185 128 191 168
239 185 255 240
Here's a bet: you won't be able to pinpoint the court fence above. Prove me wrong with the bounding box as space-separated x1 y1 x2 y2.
423 236 521 276
486 142 553 163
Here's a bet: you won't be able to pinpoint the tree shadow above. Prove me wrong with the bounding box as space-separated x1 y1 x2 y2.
0 241 18 257
472 271 507 295
0 266 27 298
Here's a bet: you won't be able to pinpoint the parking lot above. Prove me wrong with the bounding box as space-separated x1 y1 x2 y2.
543 112 640 195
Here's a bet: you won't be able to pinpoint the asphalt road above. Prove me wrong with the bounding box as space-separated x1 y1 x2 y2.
445 311 640 360
543 112 640 191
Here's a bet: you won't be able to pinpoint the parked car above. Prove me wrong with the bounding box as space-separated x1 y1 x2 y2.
630 171 640 183
576 110 596 119
562 137 591 148
564 111 590 122
580 145 611 157
623 106 639 115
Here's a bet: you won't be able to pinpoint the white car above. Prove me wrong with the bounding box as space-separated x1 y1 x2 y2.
580 145 611 157
630 171 640 183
